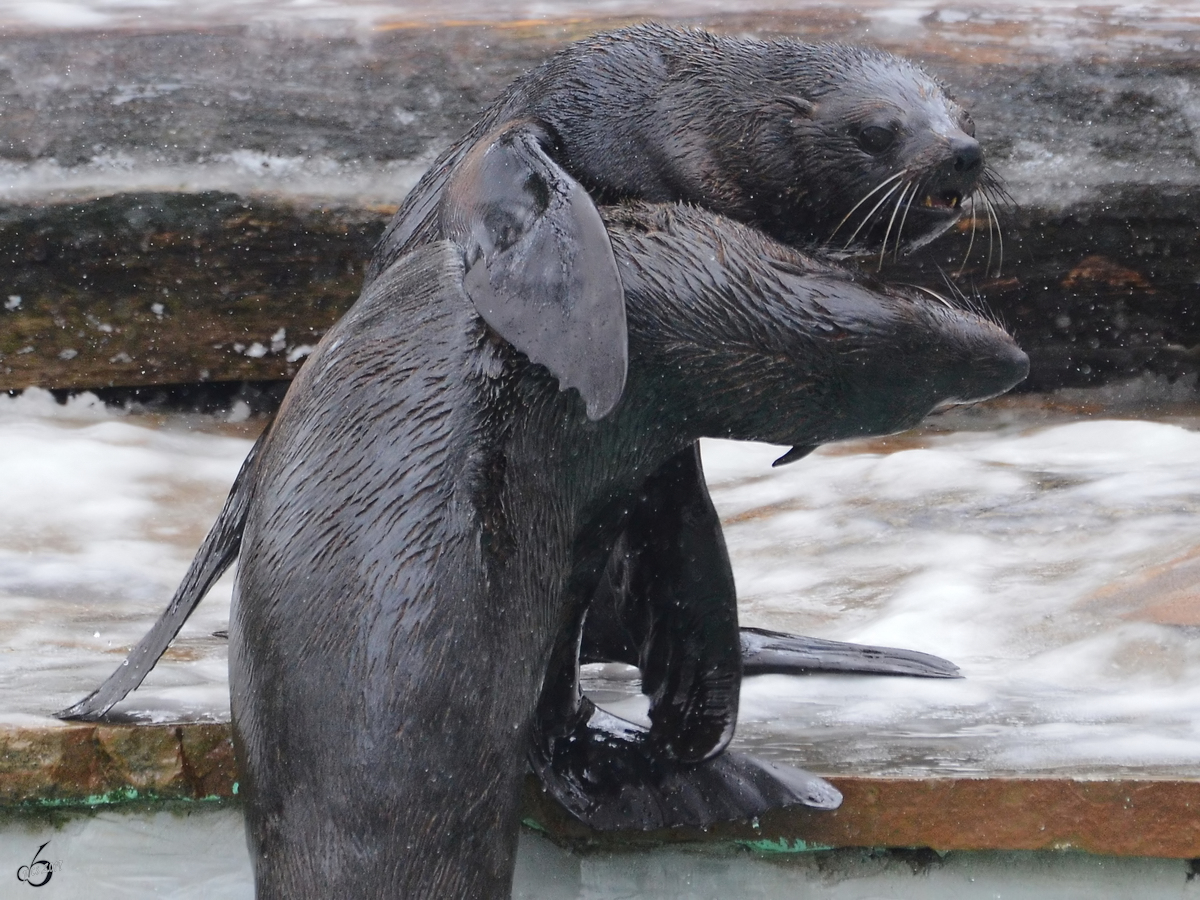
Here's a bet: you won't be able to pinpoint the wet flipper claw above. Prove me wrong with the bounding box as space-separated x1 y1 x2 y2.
740 627 961 678
530 703 841 831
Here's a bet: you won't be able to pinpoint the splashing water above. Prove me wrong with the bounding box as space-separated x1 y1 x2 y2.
7 386 1200 778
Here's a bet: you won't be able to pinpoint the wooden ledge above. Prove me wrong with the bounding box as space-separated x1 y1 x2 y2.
523 772 1200 859
3 723 1198 858
0 723 236 808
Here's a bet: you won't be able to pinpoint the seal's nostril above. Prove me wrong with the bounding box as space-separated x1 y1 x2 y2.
952 138 983 173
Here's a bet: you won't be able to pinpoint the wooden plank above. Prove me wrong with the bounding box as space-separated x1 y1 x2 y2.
0 723 236 807
524 774 1200 859
5 722 1200 858
0 193 385 390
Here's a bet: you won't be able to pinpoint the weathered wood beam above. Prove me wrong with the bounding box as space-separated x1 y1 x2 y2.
0 193 385 389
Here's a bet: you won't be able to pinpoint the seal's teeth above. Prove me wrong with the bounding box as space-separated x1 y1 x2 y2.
921 192 962 210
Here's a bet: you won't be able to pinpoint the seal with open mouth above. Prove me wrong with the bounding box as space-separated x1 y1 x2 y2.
59 24 1007 831
373 24 996 275
371 24 999 769
230 197 1026 897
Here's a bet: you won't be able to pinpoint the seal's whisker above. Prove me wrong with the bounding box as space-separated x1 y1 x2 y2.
828 171 906 244
842 179 906 251
983 189 1004 278
983 189 996 278
981 169 1016 208
878 181 912 271
956 193 979 277
935 264 969 306
984 181 1014 210
890 181 918 267
899 282 957 310
983 175 1011 273
927 266 1006 328
893 177 920 261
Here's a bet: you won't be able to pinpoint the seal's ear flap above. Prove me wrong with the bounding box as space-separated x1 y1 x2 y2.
775 96 816 124
781 96 816 114
440 121 627 420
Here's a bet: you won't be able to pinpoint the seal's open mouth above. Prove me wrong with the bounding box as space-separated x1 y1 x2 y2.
898 189 967 249
921 190 962 210
830 185 972 259
902 189 965 224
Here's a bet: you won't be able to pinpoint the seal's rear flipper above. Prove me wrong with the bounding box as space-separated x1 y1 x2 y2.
740 627 960 679
56 432 265 721
530 704 840 831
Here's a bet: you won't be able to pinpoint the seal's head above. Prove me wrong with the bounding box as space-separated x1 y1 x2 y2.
769 45 983 254
602 202 1028 449
525 26 989 260
672 37 990 257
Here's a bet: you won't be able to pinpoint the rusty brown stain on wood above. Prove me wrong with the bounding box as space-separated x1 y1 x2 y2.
0 723 236 805
810 778 1200 858
175 725 239 799
1061 255 1153 292
523 774 1200 858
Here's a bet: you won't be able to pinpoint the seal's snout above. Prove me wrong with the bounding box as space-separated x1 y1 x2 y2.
951 136 982 174
993 341 1031 393
962 339 1029 402
931 133 983 192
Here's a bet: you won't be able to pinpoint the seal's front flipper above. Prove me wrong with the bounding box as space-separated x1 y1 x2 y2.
56 432 266 721
741 627 961 678
582 443 743 765
441 119 626 420
625 444 742 764
530 701 840 831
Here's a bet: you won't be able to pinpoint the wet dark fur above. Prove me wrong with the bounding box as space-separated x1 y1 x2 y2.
58 27 984 742
369 22 987 769
232 203 1026 897
372 22 982 280
56 26 1010 873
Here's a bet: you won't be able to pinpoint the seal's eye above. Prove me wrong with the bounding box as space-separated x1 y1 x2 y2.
961 113 976 138
858 125 896 155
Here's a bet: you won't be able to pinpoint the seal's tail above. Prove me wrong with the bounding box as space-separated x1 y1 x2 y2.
56 432 266 721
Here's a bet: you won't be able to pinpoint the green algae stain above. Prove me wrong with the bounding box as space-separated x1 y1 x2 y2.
13 787 232 813
22 788 142 809
737 836 834 854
